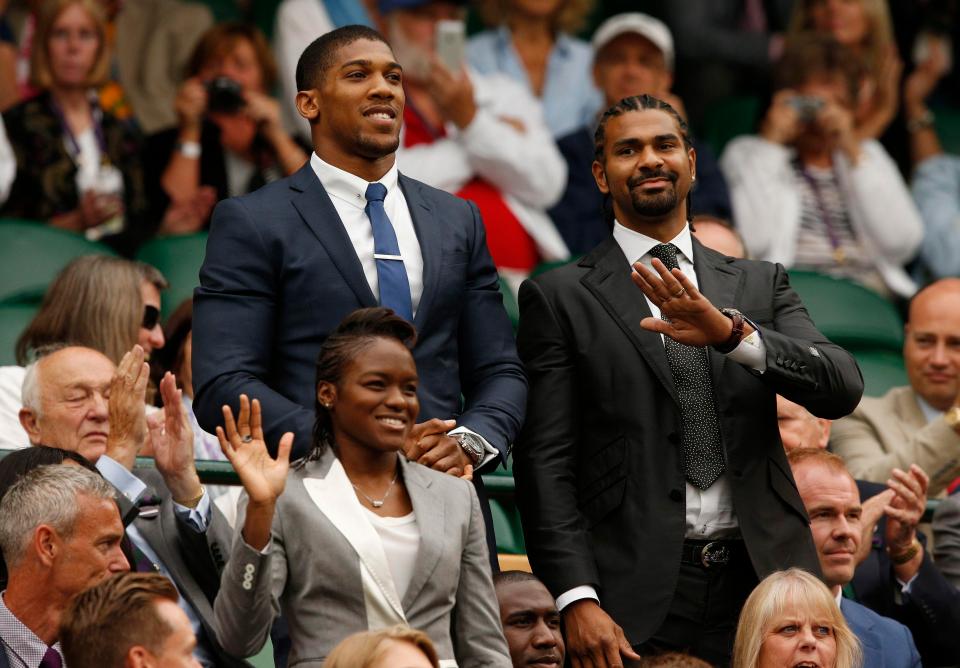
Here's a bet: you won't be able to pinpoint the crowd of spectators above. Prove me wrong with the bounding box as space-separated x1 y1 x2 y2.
1 0 960 667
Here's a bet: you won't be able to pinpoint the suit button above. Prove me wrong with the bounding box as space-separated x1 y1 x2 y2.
667 432 680 445
669 489 683 502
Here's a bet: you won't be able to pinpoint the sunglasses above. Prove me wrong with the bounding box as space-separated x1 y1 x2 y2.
142 305 160 330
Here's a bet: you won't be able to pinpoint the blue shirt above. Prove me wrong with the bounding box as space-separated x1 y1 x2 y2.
467 26 602 139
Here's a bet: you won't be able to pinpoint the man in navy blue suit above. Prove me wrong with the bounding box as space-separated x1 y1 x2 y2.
191 25 526 550
789 448 922 667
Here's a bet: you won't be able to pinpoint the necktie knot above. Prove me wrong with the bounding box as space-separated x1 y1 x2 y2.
40 647 62 668
649 243 680 270
365 182 387 203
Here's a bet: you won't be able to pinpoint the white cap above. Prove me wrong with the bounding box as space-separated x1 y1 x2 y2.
592 12 674 70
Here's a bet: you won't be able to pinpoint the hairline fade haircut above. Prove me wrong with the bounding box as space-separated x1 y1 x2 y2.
60 572 180 668
0 464 115 567
296 25 392 93
493 570 544 588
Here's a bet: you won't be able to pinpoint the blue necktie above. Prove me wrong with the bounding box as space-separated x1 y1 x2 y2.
365 183 413 321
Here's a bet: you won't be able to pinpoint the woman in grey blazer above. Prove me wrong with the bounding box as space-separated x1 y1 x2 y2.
211 308 511 668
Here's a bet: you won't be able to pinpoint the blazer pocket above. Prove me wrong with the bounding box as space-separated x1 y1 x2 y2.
769 458 809 522
578 438 628 528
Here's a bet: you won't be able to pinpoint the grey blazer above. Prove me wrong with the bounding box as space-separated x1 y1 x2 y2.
934 493 960 589
213 452 511 667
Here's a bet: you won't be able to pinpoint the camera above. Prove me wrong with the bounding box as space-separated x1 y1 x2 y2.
788 95 825 123
205 77 245 115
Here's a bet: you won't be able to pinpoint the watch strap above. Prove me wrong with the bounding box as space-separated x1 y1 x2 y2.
714 308 746 354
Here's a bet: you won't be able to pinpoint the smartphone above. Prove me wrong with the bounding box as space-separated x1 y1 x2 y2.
788 95 825 123
436 19 466 73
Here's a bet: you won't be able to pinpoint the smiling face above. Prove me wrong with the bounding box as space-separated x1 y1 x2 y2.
904 282 960 412
47 2 101 89
497 579 565 668
758 601 839 668
319 337 419 455
792 462 861 589
593 108 695 235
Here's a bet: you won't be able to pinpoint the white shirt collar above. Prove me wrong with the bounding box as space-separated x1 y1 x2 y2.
309 152 399 211
612 221 694 267
915 394 944 424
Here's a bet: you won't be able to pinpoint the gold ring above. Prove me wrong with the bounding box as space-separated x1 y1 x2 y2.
672 287 686 297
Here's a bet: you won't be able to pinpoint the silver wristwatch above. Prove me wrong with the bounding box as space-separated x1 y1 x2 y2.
454 432 485 465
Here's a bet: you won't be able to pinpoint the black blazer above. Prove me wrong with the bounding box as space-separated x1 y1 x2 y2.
514 236 864 644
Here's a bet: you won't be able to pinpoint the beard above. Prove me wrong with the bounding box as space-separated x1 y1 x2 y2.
353 130 401 160
627 169 680 217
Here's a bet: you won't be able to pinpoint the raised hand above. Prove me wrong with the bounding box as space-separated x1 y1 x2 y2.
856 488 895 565
217 395 292 507
632 258 748 348
106 345 149 470
885 465 929 552
150 372 201 504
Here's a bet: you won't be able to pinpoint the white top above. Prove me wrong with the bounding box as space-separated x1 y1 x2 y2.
0 116 14 206
362 508 420 603
720 136 923 298
0 366 28 450
71 127 102 194
556 223 768 613
309 153 425 315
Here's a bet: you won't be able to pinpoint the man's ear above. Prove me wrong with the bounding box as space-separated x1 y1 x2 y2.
592 159 610 194
19 408 42 445
125 645 153 668
296 89 321 122
34 525 58 567
688 145 697 182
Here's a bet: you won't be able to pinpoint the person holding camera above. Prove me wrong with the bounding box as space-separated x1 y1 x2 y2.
148 22 308 235
720 34 922 300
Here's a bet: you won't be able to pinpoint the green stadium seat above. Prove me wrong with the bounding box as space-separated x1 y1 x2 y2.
701 95 762 156
498 277 519 332
0 220 117 305
852 348 908 398
489 497 525 554
787 270 903 351
136 233 209 321
0 303 38 365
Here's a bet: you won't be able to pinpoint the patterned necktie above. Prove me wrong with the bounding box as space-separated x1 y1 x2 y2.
648 243 726 489
365 183 413 322
39 647 62 668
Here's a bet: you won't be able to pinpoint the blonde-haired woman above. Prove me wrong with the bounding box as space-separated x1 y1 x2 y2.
0 0 152 254
733 569 861 668
788 0 900 140
324 626 440 668
468 0 601 138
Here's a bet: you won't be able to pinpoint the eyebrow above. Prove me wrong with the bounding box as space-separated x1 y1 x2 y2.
612 133 680 148
340 59 403 72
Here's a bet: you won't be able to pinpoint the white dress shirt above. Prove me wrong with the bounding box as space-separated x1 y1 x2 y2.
556 222 768 612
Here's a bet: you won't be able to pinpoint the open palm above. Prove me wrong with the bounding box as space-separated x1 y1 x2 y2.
216 395 293 506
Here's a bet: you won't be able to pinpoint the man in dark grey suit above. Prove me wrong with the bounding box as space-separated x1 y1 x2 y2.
515 94 864 666
17 345 241 668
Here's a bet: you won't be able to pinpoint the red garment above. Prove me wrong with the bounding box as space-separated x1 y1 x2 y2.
402 106 539 271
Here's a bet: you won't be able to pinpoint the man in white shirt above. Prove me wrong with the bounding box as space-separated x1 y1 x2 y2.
515 93 863 665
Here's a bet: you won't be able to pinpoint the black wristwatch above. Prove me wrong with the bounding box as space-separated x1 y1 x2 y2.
454 432 485 465
714 308 746 354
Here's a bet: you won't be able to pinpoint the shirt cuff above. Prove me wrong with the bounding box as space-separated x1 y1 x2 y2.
449 426 501 471
172 488 212 533
725 328 766 372
556 585 600 612
96 455 148 505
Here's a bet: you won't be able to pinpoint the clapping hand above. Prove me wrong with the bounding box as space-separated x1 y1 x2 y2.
106 345 149 470
884 465 929 558
150 372 200 505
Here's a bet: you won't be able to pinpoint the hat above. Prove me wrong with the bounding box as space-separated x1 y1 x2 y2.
377 0 468 13
592 13 674 70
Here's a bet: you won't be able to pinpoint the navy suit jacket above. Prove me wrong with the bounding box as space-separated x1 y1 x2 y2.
192 162 527 464
841 597 921 667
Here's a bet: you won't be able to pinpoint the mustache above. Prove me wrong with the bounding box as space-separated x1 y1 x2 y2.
627 169 678 187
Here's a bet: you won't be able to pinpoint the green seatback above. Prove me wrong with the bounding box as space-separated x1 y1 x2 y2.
489 497 525 554
498 277 519 332
136 233 209 321
0 303 38 365
851 348 909 398
787 270 904 351
701 95 763 157
0 220 117 305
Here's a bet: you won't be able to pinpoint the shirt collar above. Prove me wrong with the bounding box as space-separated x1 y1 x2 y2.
915 394 944 424
0 591 62 668
495 25 571 57
612 221 694 266
309 152 399 210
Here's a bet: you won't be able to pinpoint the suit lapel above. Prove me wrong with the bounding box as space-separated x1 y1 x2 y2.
399 459 444 611
288 164 377 307
399 175 441 330
691 240 744 383
581 238 679 405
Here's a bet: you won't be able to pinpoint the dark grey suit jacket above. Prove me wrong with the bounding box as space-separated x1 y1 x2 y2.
515 236 864 644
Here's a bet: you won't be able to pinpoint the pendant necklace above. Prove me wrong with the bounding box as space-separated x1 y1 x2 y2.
352 472 399 508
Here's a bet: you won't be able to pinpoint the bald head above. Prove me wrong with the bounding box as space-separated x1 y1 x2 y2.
19 347 115 461
904 279 960 411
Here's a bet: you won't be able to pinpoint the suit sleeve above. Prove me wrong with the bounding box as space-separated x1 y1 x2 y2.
514 278 599 595
753 263 864 419
933 496 960 588
173 501 233 605
455 200 528 462
453 482 512 668
192 197 315 456
896 552 960 664
831 409 960 495
213 493 287 658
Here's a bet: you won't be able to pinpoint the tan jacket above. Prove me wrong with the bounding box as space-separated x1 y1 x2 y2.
830 386 960 495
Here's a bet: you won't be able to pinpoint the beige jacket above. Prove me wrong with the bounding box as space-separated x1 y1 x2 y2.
830 386 960 495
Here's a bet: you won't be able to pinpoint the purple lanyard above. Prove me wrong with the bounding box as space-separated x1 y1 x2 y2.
798 164 847 263
49 94 107 163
